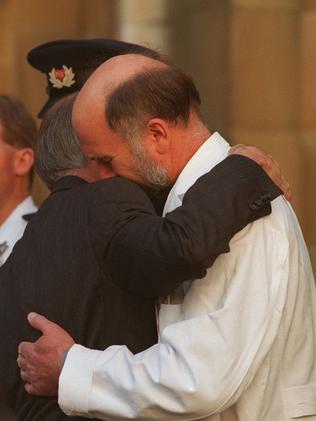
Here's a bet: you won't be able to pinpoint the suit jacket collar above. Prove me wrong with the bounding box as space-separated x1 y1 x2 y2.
51 176 87 194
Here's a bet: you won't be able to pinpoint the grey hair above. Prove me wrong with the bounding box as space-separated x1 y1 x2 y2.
35 95 87 189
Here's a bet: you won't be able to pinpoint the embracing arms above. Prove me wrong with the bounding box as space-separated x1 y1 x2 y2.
92 152 285 297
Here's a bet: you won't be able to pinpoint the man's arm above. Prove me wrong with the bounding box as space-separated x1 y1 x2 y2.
59 200 290 419
18 198 290 419
96 153 283 297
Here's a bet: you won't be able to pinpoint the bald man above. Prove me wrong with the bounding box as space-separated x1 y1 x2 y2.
17 54 314 421
2 75 286 421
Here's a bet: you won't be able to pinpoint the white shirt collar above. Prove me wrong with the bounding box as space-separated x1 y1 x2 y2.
163 132 230 214
0 196 37 261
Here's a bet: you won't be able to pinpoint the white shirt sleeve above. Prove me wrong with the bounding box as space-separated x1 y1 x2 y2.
59 201 290 420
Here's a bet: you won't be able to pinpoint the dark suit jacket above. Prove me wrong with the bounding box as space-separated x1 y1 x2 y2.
0 155 281 420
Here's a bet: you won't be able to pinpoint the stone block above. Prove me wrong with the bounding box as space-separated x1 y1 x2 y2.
230 8 298 129
169 0 230 135
299 13 316 129
300 132 316 244
229 128 305 220
119 0 168 23
119 23 169 54
303 0 316 10
232 0 300 9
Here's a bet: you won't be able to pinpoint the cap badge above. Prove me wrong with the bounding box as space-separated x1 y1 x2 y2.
48 65 76 89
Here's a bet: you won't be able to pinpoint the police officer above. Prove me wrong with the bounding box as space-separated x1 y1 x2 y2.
0 95 38 266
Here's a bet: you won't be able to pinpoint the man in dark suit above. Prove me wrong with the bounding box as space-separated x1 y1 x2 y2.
1 77 285 421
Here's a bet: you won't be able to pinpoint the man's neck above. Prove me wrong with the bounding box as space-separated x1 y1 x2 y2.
171 119 211 181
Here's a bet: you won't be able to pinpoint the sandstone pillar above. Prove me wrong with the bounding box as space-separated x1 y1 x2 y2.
117 0 170 54
230 0 302 216
299 0 316 267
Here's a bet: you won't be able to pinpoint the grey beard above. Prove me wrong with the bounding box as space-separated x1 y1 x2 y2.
138 159 170 189
131 146 171 190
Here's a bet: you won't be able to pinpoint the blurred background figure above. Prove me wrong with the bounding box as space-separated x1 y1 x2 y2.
0 95 37 266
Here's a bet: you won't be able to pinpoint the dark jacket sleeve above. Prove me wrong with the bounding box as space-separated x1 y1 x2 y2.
90 154 282 297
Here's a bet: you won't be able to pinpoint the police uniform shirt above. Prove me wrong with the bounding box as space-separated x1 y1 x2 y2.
0 196 37 266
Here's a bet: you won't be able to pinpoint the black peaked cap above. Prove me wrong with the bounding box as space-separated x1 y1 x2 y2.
27 38 160 118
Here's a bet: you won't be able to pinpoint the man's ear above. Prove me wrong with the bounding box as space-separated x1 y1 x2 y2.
14 148 34 177
146 118 170 155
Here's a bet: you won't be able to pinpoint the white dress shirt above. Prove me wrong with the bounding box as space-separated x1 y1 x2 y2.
59 133 316 421
0 196 37 266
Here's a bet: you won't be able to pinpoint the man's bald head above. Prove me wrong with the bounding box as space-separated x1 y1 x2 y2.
72 54 167 148
72 53 203 187
72 53 201 147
